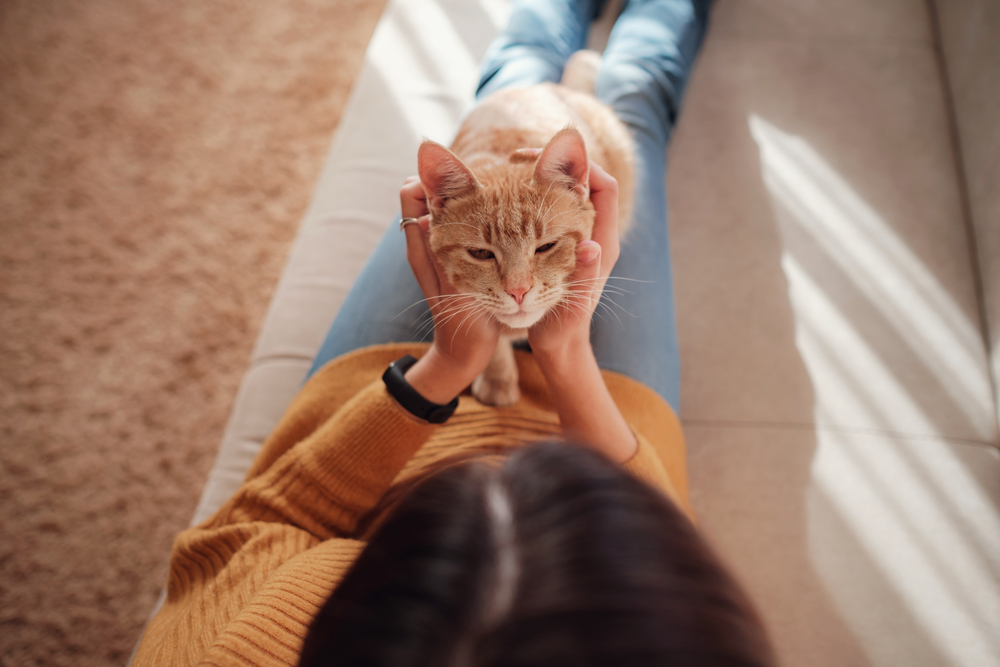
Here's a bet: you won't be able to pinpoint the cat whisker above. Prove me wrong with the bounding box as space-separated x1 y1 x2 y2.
440 301 491 327
411 299 482 338
596 300 625 328
554 298 603 326
449 304 491 350
596 296 637 323
394 293 470 321
432 221 481 231
434 305 481 330
541 209 582 228
540 187 573 222
558 282 631 298
534 177 559 222
603 276 655 283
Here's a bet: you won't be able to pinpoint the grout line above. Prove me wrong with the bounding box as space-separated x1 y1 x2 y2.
706 29 934 50
681 418 998 450
923 0 1000 432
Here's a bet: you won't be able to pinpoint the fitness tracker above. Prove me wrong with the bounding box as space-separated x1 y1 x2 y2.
382 355 459 424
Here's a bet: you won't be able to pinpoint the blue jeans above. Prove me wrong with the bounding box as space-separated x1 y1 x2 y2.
307 0 711 412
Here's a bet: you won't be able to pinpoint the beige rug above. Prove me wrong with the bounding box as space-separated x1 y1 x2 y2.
0 1 384 663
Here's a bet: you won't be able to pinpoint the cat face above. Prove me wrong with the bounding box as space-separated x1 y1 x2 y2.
418 129 594 330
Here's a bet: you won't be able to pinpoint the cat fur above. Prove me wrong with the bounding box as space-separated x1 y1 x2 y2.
417 51 635 406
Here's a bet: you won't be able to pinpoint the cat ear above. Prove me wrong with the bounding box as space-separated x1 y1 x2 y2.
533 128 590 200
418 140 480 211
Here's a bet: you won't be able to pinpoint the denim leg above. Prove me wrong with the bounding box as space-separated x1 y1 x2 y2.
306 216 429 378
308 0 712 394
476 0 605 99
589 0 711 411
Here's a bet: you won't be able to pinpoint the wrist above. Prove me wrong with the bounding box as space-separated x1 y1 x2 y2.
404 345 480 405
533 336 594 377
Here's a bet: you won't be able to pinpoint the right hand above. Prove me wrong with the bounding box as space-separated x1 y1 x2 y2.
399 177 502 404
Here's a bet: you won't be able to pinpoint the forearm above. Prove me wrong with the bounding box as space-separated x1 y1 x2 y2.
217 380 438 538
404 343 481 404
534 339 638 463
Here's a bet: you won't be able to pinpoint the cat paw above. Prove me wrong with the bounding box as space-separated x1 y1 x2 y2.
472 374 521 407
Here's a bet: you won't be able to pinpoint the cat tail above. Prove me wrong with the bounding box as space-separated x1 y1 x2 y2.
560 50 601 94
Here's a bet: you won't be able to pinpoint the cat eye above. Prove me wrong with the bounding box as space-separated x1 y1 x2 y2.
468 248 495 260
535 242 556 254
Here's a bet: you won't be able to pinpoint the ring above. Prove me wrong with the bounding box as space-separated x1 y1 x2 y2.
399 217 421 231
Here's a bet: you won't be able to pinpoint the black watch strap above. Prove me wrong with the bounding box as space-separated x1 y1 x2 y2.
382 355 459 424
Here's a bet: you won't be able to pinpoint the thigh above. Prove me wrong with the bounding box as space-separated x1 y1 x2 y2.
590 142 681 411
476 0 605 99
306 217 428 378
589 0 712 411
596 0 712 145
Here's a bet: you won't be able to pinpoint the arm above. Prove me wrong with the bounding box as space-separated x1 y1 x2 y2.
528 161 638 463
211 179 501 537
533 340 637 463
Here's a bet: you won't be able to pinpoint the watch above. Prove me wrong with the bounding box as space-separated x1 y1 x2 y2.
382 355 459 424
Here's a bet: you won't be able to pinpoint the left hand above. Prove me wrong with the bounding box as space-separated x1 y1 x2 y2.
528 160 621 358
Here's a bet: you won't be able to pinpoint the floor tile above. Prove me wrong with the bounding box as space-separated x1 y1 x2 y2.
709 0 931 44
685 424 1000 667
668 36 997 443
934 0 1000 430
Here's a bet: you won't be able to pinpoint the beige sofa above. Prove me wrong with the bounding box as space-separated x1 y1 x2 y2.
175 0 1000 665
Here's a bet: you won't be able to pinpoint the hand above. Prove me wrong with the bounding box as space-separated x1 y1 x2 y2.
528 160 621 359
399 177 502 405
520 162 634 461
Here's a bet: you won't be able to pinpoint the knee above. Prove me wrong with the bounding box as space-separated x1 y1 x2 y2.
595 56 682 145
476 47 564 99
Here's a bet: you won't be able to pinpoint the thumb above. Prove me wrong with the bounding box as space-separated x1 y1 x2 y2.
569 240 602 294
575 240 601 273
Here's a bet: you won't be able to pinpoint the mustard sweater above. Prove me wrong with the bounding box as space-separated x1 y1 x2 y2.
132 343 690 667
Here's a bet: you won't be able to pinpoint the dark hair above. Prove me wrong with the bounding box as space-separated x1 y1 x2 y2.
299 441 775 666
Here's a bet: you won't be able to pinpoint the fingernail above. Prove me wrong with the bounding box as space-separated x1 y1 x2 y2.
578 241 600 264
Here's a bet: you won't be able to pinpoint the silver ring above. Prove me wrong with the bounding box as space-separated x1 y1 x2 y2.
399 217 420 231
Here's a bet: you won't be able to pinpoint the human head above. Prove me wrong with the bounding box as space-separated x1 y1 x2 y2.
300 441 775 666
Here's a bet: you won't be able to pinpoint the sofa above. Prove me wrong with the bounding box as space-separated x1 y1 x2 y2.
148 0 1000 664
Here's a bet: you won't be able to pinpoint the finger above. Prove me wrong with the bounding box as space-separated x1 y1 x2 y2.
587 161 620 272
403 218 440 298
400 178 430 219
429 246 462 298
576 239 601 266
415 221 463 302
571 240 604 304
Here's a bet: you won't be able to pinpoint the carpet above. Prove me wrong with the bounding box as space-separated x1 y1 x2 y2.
0 0 385 664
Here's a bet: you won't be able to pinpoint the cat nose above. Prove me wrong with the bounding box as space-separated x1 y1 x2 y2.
507 286 530 305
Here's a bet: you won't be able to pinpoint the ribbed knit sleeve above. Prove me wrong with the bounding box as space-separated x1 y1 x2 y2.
622 432 688 518
132 378 439 667
211 380 439 540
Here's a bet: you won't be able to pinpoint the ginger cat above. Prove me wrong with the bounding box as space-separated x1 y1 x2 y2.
417 52 635 406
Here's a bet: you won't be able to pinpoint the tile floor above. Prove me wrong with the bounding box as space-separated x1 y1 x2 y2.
670 1 1000 664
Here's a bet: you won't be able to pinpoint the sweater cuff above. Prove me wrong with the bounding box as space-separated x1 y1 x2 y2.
622 431 689 520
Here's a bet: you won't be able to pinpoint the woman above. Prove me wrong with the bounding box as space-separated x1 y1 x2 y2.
132 0 776 665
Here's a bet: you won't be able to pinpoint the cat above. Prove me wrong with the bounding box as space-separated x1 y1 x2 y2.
417 51 635 407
